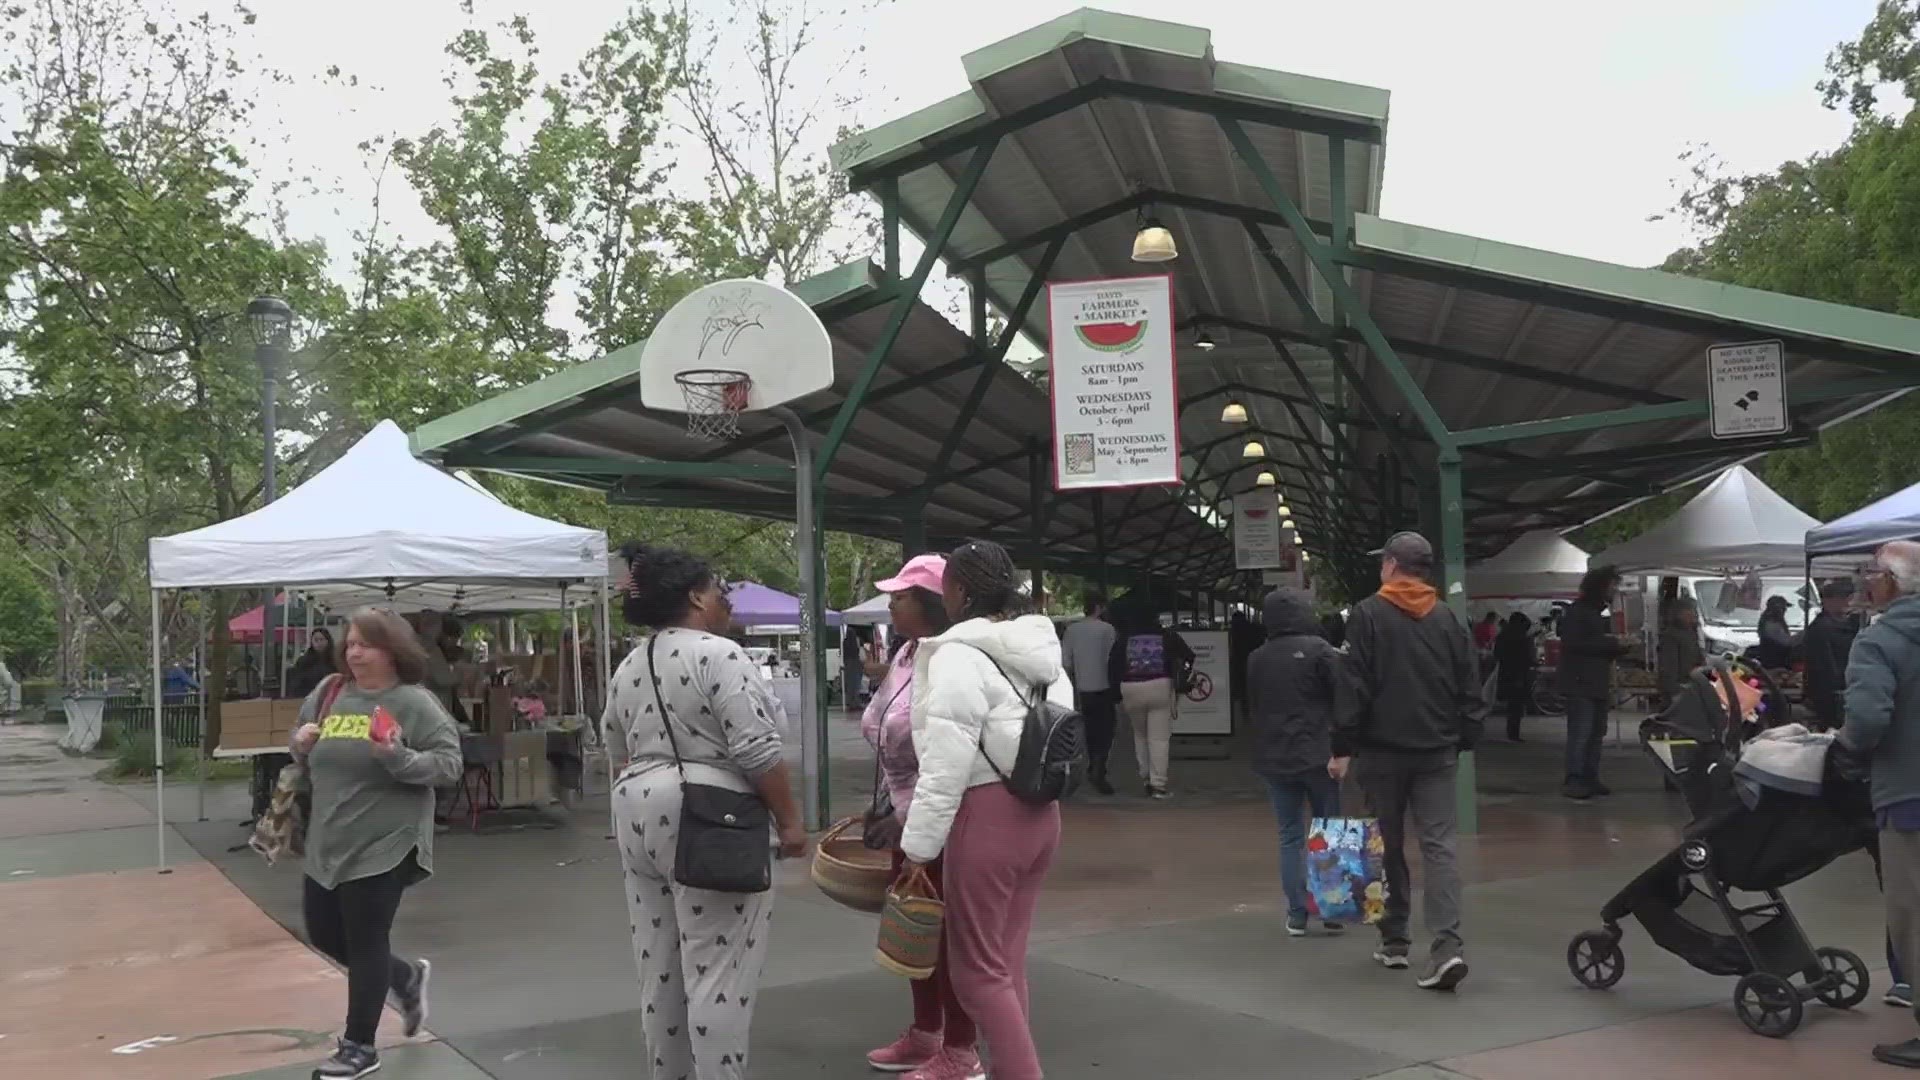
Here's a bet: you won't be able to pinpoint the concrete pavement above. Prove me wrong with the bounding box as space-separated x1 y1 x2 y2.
2 710 1914 1078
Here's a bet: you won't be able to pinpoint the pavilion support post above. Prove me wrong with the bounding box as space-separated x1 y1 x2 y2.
817 139 998 481
901 512 928 559
1437 449 1477 835
1093 493 1112 600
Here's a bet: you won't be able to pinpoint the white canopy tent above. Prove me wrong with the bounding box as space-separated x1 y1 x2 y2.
842 594 893 626
1468 530 1590 599
1590 466 1823 574
143 421 611 869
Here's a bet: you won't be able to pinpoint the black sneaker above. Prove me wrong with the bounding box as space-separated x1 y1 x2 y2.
1872 1037 1920 1068
312 1040 380 1079
1373 945 1411 969
395 958 431 1038
1591 780 1613 797
1561 779 1593 801
1286 913 1308 938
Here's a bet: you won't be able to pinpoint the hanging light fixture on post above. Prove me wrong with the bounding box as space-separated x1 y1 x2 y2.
1254 471 1275 486
1131 203 1177 262
1241 439 1265 459
1220 399 1248 424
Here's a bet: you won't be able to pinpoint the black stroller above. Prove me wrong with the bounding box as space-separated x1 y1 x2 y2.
1565 657 1873 1037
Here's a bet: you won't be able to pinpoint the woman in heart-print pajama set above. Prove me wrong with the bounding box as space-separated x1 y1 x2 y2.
603 544 809 1080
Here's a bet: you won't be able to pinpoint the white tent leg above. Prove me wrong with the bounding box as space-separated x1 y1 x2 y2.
196 602 208 822
596 578 613 744
568 603 584 719
152 590 169 873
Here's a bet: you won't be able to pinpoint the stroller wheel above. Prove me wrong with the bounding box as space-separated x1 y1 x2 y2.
1734 972 1803 1037
1567 930 1625 989
1814 946 1870 1009
1680 840 1712 871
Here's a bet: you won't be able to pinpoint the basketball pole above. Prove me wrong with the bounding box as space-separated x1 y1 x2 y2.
770 405 823 830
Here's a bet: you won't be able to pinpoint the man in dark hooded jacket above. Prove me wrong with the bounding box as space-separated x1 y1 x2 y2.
1335 531 1483 991
1248 587 1350 938
1802 578 1860 731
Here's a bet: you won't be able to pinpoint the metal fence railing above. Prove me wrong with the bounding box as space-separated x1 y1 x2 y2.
105 697 204 749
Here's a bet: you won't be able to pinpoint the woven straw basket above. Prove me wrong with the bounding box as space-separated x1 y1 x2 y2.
876 864 945 979
809 817 893 914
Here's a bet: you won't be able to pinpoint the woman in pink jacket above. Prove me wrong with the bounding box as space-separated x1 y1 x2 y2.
861 554 979 1080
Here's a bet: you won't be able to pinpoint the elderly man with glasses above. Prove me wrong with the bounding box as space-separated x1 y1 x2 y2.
1841 541 1920 1068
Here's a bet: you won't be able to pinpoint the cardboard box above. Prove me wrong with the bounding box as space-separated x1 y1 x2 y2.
221 727 275 751
224 699 275 734
494 730 551 808
272 699 305 730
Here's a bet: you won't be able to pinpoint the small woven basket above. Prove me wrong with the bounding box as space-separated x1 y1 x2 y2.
809 817 893 914
876 864 945 980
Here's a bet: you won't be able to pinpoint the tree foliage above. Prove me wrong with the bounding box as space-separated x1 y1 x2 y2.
0 0 900 687
1587 0 1920 547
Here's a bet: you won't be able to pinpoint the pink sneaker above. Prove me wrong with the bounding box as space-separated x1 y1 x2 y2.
905 1047 986 1080
867 1027 940 1073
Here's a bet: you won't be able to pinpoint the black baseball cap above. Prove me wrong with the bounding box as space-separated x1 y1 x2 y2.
1370 531 1434 571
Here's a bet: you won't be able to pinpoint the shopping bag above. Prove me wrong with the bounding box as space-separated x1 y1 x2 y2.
1305 816 1388 924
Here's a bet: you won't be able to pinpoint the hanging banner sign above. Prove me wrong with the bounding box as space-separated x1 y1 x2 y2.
1234 492 1283 570
1048 276 1181 489
1708 340 1787 439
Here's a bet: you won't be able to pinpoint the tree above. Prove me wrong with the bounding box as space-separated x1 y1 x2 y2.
0 545 57 676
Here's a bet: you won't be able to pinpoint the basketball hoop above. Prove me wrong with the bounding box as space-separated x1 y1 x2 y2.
674 369 753 440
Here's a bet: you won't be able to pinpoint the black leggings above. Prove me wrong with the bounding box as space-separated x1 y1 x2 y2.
304 852 418 1045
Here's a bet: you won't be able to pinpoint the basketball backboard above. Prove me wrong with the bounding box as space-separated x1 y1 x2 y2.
639 279 835 415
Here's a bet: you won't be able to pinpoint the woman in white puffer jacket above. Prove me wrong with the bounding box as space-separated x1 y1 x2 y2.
898 540 1072 1080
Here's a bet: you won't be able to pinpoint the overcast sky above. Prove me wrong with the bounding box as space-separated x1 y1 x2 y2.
245 0 1876 291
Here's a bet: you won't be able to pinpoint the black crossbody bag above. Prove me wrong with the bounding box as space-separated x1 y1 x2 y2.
646 636 772 893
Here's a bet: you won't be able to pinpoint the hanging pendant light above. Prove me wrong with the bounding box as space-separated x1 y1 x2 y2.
1241 439 1265 459
1254 471 1276 487
1194 328 1216 351
1277 502 1291 516
1131 204 1177 263
1220 399 1248 424
1282 518 1296 530
1300 551 1311 563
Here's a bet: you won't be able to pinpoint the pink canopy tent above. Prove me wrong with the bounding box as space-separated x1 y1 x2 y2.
227 594 309 645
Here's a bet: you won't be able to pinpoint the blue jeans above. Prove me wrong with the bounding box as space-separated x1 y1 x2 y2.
1264 771 1341 921
1564 696 1608 781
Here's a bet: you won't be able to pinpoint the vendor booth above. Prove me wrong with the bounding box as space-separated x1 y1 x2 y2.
1805 479 1920 558
1469 530 1589 601
724 582 841 723
144 421 611 867
1591 466 1822 575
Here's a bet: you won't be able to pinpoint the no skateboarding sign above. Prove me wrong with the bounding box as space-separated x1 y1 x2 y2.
1708 340 1787 439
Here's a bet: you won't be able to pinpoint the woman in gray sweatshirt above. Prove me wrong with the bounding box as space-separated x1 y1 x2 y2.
290 607 463 1080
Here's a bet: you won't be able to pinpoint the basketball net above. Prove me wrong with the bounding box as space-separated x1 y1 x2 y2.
675 369 753 441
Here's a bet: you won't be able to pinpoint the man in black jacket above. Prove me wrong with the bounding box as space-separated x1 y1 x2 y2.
1334 532 1484 991
1557 566 1630 800
1248 587 1349 938
1801 578 1859 731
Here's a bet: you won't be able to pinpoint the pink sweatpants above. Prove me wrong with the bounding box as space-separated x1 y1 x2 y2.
942 781 1061 1080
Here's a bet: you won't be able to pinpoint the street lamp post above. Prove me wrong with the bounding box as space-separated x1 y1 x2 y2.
246 296 293 693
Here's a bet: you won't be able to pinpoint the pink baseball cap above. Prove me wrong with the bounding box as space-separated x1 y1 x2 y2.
875 554 946 594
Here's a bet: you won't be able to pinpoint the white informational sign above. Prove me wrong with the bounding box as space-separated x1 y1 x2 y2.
1234 492 1284 570
1048 276 1181 489
1708 340 1788 439
1174 630 1232 735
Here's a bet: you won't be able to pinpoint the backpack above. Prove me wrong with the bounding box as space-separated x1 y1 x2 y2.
964 645 1085 805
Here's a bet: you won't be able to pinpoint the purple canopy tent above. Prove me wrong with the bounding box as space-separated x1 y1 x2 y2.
725 582 842 629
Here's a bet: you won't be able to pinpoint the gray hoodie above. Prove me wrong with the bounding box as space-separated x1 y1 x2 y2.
1841 595 1920 811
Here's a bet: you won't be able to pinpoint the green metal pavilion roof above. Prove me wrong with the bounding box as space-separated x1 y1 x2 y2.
827 6 1920 570
416 6 1920 597
410 260 1232 582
